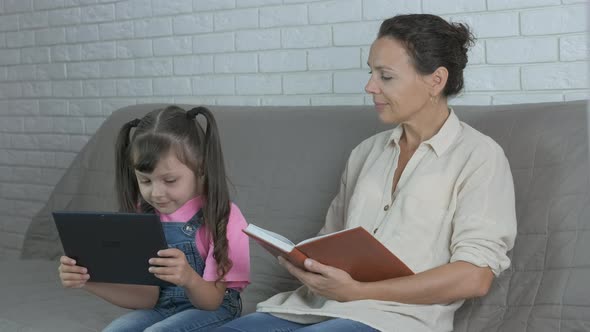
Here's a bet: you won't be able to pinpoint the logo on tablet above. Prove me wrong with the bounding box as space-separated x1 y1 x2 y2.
102 240 121 248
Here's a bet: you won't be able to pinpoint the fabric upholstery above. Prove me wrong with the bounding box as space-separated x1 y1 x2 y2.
9 100 589 331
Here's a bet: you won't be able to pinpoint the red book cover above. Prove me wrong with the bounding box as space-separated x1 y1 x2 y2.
243 225 414 282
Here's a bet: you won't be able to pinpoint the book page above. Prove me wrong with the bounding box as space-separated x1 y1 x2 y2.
245 224 295 252
297 227 352 246
259 228 295 246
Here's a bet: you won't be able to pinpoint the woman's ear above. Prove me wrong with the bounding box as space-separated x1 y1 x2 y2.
430 66 449 97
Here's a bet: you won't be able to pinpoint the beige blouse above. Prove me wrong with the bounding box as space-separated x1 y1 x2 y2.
257 110 517 332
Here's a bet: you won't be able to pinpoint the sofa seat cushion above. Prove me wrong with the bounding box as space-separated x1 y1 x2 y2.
0 259 128 332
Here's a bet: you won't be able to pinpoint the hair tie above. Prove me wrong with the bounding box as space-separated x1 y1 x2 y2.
128 118 141 127
186 106 209 120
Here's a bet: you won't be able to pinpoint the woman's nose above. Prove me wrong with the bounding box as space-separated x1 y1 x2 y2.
365 77 379 94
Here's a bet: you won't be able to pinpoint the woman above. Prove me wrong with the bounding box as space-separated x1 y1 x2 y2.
215 14 517 332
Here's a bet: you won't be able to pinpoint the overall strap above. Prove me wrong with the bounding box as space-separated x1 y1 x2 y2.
181 208 204 236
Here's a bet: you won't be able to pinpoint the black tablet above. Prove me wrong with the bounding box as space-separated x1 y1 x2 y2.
53 211 171 287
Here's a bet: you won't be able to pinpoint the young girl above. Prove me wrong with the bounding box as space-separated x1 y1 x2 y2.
58 105 250 331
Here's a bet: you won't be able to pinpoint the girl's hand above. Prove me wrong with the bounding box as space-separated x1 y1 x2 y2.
148 248 200 287
58 256 90 289
279 256 362 302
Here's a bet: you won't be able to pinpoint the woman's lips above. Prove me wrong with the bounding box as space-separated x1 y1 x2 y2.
374 102 387 112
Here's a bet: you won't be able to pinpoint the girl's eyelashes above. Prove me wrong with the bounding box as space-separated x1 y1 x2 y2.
136 178 176 184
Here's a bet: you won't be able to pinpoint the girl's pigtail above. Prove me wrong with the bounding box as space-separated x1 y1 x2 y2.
115 118 141 213
187 107 232 281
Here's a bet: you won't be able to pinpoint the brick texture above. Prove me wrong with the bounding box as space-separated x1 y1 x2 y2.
0 0 587 256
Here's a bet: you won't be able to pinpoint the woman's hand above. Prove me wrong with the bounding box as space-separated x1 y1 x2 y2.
279 256 362 302
58 256 90 289
148 248 200 287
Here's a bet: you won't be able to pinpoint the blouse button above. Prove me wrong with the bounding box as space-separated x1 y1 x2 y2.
383 204 389 211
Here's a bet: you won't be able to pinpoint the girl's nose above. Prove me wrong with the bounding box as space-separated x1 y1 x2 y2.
151 182 165 197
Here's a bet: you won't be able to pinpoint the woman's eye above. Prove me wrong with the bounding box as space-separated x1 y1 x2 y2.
164 179 177 184
381 75 392 81
139 179 150 184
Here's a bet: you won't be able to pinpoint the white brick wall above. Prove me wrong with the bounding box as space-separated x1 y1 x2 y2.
0 0 588 257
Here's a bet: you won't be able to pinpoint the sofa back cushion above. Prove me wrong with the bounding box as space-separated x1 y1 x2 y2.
452 101 590 332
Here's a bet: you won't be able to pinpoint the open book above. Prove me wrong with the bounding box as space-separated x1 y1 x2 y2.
243 224 414 282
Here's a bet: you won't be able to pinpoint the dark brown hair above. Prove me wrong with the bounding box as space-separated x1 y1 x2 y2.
115 105 232 281
378 14 474 97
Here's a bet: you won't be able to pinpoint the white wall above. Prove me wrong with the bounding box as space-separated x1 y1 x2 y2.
0 0 588 257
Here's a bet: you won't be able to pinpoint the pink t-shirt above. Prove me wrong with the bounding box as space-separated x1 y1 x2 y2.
158 196 250 291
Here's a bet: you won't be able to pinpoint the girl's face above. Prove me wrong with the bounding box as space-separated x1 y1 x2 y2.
134 151 200 214
365 37 432 124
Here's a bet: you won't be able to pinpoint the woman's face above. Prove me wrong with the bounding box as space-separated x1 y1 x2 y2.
365 37 432 124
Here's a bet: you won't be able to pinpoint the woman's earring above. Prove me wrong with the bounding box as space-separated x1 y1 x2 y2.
431 95 439 105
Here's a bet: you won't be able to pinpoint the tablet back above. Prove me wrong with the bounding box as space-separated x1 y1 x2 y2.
53 211 170 286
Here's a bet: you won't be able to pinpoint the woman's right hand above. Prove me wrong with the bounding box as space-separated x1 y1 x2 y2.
58 256 90 288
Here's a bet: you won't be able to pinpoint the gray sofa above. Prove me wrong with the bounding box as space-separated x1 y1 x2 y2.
1 101 589 332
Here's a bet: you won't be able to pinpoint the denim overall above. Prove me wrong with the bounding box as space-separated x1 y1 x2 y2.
158 209 242 315
103 210 242 332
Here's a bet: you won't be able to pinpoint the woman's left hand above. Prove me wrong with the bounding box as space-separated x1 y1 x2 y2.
279 256 362 302
148 248 199 287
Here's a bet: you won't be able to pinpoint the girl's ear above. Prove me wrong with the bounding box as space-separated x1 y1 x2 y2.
194 165 205 194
